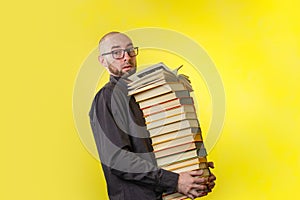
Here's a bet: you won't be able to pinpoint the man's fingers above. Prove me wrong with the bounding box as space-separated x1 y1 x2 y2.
208 173 216 182
178 168 216 197
188 189 208 199
190 190 208 198
198 191 208 197
207 181 215 190
191 183 208 191
207 161 214 168
193 176 208 184
188 169 204 176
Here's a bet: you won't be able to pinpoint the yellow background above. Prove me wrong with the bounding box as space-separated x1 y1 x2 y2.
1 0 300 199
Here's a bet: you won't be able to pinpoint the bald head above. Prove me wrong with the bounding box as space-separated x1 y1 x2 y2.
98 32 133 55
97 31 137 77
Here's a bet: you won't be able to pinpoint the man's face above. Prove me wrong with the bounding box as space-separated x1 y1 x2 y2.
99 33 137 77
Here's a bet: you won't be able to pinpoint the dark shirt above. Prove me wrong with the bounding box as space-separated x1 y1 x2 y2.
89 75 179 200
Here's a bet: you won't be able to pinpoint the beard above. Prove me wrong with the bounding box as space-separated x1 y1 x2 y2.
107 62 136 77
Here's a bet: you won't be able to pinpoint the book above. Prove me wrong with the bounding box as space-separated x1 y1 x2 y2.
128 63 211 200
138 90 190 109
154 141 202 159
162 192 185 200
127 62 171 82
152 133 202 151
142 97 194 117
148 119 199 137
146 112 197 130
128 63 210 200
172 165 211 175
157 149 207 167
151 127 201 145
128 69 178 91
128 78 176 96
145 104 196 123
162 157 207 171
128 68 171 86
134 82 186 102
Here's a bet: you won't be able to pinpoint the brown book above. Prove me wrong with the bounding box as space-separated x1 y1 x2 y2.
142 97 194 117
134 83 186 102
154 141 202 159
138 90 190 109
152 133 202 151
149 119 199 137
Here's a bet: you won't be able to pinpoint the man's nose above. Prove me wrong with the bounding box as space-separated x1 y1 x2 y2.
123 51 131 61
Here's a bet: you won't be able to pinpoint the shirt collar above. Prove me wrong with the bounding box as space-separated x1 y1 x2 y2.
110 75 121 83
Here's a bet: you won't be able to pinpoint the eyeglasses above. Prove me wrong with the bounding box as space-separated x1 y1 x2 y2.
101 47 139 60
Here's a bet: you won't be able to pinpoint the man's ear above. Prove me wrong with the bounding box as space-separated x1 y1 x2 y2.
98 55 106 67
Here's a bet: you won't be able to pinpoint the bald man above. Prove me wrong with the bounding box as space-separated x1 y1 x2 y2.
89 32 216 200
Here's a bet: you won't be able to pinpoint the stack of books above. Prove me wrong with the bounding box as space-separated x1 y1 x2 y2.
127 63 210 200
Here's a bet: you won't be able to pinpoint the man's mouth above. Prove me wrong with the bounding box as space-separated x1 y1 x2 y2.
122 65 132 71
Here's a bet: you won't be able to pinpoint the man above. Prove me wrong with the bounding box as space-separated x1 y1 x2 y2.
89 31 216 200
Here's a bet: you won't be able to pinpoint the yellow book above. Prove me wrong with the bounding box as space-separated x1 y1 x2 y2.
134 82 186 102
152 133 202 151
162 157 207 171
146 112 197 130
138 90 190 109
142 97 194 117
151 127 201 145
149 119 199 137
154 141 202 159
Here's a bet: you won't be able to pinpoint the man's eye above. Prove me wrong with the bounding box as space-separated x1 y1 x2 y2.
112 50 123 55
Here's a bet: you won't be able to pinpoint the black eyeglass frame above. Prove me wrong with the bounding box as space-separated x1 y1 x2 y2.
101 47 139 60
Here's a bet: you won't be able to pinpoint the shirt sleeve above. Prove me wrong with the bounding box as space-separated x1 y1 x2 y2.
89 85 179 194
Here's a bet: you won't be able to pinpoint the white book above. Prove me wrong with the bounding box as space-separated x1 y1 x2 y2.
129 78 175 96
172 165 210 175
146 112 197 130
162 158 207 171
142 97 194 116
156 149 201 167
152 133 202 151
128 69 177 89
138 90 190 109
149 119 199 137
151 127 201 145
127 62 171 81
145 105 196 123
134 83 186 102
154 141 202 159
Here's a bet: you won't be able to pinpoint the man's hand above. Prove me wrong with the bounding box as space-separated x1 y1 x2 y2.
206 162 216 192
177 170 209 199
177 162 216 199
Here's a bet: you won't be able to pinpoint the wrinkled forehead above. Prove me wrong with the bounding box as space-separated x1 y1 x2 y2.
101 33 133 53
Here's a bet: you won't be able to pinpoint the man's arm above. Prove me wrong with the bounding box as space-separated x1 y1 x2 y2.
90 88 178 193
